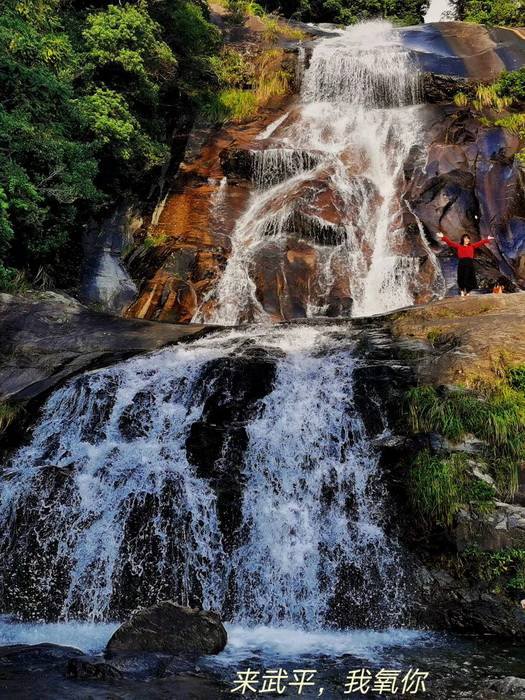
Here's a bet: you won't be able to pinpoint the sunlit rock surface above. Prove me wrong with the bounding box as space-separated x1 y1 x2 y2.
126 21 525 324
401 22 525 79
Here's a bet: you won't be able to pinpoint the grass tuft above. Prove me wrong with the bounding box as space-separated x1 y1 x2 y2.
408 450 495 527
0 403 21 436
406 369 525 504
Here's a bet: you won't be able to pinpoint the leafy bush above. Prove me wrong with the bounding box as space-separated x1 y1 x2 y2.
496 68 525 102
258 0 425 25
460 545 525 597
0 0 222 286
461 0 525 27
406 374 525 501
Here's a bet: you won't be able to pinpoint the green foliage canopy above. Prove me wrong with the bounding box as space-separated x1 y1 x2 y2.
0 0 220 289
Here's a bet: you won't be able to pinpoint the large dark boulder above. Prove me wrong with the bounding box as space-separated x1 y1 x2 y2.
0 292 208 404
65 655 123 680
106 602 227 655
437 595 525 637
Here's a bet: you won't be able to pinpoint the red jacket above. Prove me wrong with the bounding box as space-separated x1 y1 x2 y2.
442 236 492 259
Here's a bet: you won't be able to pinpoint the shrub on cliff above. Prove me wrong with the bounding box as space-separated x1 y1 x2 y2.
406 366 525 525
0 0 221 291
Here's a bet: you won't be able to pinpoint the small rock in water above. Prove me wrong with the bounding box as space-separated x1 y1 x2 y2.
487 676 525 697
66 655 122 681
0 643 83 669
106 602 227 655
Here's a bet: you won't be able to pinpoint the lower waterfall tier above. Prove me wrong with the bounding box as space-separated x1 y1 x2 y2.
0 324 406 626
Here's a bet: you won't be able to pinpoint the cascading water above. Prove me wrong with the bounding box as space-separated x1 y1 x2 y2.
0 325 405 627
194 21 440 324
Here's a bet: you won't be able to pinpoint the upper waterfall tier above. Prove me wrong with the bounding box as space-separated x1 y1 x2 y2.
126 21 525 323
191 22 443 324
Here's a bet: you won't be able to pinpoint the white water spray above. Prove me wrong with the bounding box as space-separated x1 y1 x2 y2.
0 325 405 626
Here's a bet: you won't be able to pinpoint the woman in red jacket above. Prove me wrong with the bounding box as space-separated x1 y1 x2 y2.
437 232 494 297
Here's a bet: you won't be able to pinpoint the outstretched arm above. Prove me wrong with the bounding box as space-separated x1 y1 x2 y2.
436 232 460 250
472 236 495 249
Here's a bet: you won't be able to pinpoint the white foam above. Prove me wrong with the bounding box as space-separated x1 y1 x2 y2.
213 624 435 664
0 616 119 653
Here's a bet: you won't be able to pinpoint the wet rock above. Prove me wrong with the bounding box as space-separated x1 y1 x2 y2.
487 677 525 697
65 655 122 680
401 22 525 80
0 292 208 404
0 643 83 669
220 146 324 184
437 595 525 638
80 205 139 314
406 111 525 293
186 351 276 551
106 602 227 655
421 72 475 103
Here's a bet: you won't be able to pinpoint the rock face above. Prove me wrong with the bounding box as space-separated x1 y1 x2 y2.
437 596 525 637
454 502 525 552
106 602 227 655
391 293 525 385
0 292 207 403
401 22 525 80
406 111 525 293
80 206 139 314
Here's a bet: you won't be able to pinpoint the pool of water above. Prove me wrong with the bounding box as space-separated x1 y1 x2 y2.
1 619 525 699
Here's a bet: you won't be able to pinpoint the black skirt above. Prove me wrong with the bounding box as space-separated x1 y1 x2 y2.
457 257 477 293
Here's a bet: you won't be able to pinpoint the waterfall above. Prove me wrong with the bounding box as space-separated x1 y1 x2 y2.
0 326 405 626
194 21 436 324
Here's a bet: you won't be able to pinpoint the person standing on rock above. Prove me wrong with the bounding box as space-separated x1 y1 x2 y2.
436 232 494 297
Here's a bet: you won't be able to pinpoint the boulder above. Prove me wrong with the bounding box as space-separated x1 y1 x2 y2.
434 594 525 638
106 602 227 656
487 677 525 698
401 22 525 80
0 292 208 404
0 643 83 669
454 502 525 552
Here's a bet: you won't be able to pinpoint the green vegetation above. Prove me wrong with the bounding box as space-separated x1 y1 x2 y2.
497 68 525 102
0 0 221 290
459 546 525 597
453 70 525 164
406 366 525 521
205 46 292 123
408 450 495 527
259 0 425 25
0 403 22 437
460 0 524 27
